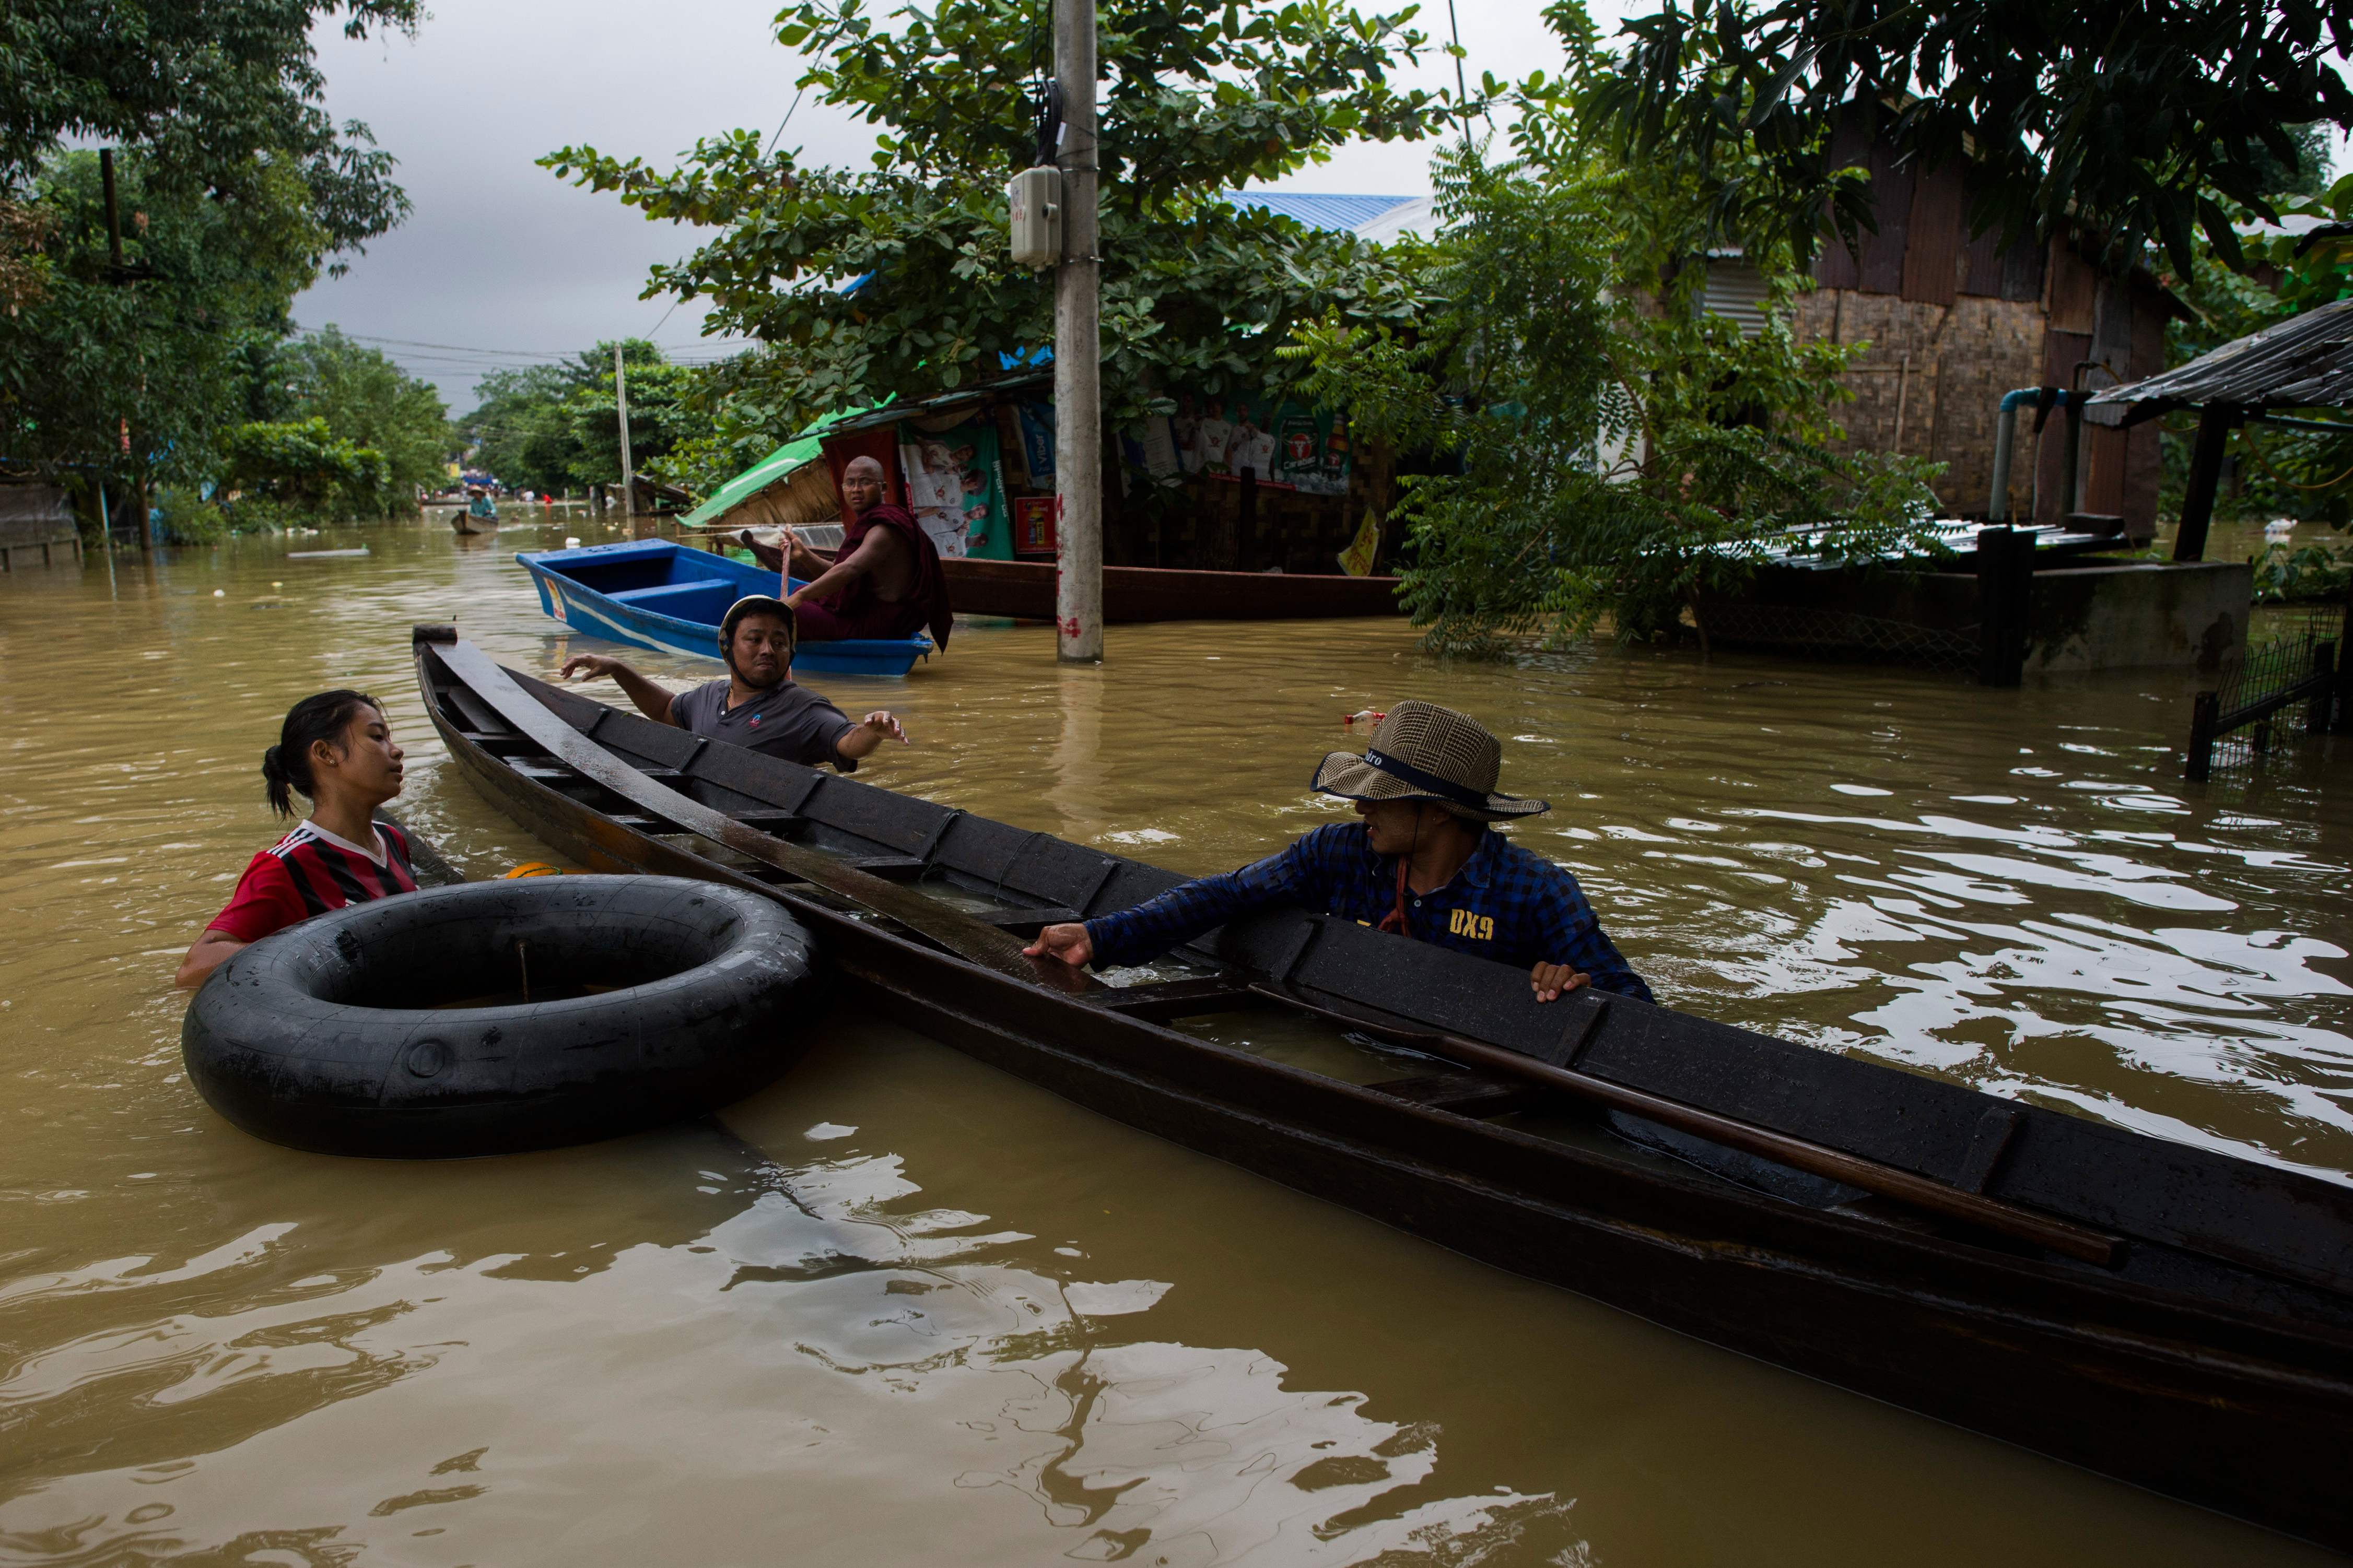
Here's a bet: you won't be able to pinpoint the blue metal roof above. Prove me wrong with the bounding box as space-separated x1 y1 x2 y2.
1224 192 1419 233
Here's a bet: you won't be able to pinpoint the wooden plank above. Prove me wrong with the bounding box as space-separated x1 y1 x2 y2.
937 557 1403 622
1093 975 1261 1020
1953 1104 2026 1193
1857 140 1915 295
973 905 1082 932
1250 981 2126 1266
1900 162 1966 305
1812 114 1870 290
1368 1072 1540 1119
2001 230 2047 302
2046 241 2098 334
1959 201 2007 297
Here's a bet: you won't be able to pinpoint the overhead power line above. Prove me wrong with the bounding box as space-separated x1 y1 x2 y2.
290 328 760 368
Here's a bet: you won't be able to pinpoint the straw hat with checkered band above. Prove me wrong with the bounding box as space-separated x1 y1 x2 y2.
1310 701 1550 822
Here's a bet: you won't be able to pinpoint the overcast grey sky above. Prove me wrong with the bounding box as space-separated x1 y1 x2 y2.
294 0 1617 410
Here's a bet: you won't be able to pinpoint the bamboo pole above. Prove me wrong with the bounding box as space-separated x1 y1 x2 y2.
615 344 637 539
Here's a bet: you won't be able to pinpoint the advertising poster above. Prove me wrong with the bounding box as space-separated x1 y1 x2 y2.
1168 393 1350 496
1016 402 1056 485
898 417 1011 561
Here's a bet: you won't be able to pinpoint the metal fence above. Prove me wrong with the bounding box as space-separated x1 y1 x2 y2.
2185 595 2349 780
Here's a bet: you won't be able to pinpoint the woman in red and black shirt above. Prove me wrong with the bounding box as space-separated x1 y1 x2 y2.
177 689 418 988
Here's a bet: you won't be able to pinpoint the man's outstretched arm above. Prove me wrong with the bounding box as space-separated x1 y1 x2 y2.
1026 834 1328 970
559 653 681 726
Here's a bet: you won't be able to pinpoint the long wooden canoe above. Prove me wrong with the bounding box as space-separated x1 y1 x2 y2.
940 556 1402 622
413 626 2353 1550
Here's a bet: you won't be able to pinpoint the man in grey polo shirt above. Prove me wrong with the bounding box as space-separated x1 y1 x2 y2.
558 594 907 771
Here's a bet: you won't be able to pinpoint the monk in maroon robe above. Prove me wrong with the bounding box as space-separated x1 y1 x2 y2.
743 455 954 647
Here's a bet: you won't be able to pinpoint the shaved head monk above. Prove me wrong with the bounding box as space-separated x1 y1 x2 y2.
742 455 955 650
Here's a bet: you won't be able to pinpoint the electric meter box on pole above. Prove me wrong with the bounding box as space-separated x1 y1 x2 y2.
1008 166 1062 268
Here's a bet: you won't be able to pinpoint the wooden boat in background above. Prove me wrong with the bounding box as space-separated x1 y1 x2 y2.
516 539 932 677
725 528 1403 623
413 624 2353 1551
941 556 1402 622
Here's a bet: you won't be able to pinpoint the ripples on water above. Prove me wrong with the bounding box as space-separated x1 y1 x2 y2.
0 524 2344 1565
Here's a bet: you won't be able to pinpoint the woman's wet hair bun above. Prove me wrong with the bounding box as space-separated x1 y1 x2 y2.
263 690 381 819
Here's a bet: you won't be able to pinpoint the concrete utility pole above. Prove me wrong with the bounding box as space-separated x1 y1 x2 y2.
614 344 637 538
1053 0 1103 662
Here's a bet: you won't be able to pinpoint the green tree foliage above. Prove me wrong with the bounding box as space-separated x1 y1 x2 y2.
542 0 1462 444
456 340 692 494
463 363 593 496
217 415 388 516
1289 144 1945 654
1 0 419 522
0 149 327 492
272 325 448 512
1 0 418 255
1587 0 2353 276
559 344 699 491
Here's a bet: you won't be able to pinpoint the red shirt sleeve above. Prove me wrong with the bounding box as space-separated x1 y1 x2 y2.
205 851 310 944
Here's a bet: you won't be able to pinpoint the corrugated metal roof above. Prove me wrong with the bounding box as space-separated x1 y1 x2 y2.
1702 258 1771 338
1224 192 1419 233
2087 296 2353 416
1349 196 1435 246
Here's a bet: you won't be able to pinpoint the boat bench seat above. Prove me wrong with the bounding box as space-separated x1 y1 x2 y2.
608 579 736 612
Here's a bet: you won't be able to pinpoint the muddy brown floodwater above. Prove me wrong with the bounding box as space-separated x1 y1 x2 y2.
3 521 2347 1566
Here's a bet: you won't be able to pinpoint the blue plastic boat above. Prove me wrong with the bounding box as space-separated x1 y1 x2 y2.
516 540 931 677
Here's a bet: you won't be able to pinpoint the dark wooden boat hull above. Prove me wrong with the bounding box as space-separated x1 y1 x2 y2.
415 632 2353 1550
942 556 1402 622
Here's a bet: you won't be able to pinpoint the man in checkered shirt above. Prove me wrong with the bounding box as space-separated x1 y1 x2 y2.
1026 701 1651 1004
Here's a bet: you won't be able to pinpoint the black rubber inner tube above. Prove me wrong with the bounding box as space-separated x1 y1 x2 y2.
183 876 821 1158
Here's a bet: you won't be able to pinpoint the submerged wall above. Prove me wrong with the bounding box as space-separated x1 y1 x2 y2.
2026 560 2250 675
1703 558 2251 676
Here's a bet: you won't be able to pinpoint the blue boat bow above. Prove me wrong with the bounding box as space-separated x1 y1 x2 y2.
517 539 931 678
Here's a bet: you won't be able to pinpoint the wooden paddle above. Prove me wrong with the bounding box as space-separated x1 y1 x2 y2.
1251 980 2125 1268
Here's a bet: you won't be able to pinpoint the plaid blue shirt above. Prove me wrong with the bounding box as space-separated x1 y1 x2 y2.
1085 822 1652 1000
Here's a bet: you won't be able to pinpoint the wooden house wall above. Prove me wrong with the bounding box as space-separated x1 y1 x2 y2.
1799 149 2171 538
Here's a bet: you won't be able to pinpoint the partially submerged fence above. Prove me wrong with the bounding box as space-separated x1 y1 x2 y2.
2184 594 2349 780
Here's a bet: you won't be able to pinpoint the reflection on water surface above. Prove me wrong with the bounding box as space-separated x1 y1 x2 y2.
0 523 2344 1564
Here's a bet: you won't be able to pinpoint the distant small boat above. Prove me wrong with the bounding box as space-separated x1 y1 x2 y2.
517 539 931 677
287 547 370 560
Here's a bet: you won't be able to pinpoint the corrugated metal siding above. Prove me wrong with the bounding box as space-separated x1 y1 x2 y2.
1901 164 1965 306
1858 140 1915 294
1702 258 1772 337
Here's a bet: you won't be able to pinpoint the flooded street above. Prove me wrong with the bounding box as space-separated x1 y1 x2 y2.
2 520 2347 1565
